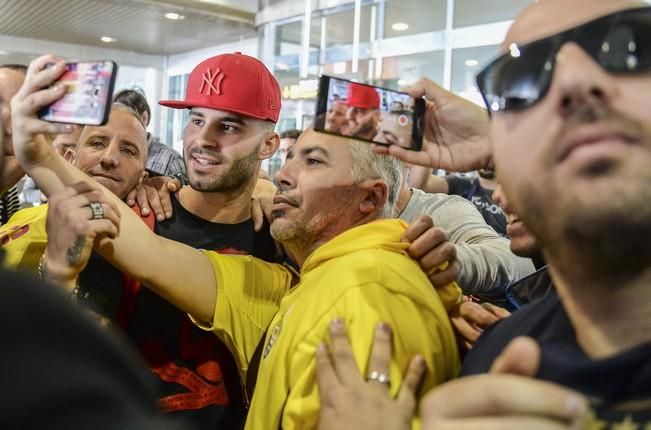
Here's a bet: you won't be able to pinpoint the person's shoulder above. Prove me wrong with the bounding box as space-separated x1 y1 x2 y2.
1 204 48 228
461 293 562 375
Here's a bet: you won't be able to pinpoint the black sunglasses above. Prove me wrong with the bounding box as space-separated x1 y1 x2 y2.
476 7 651 114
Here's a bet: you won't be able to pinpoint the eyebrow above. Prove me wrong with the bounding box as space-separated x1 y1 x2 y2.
189 109 246 126
300 146 331 159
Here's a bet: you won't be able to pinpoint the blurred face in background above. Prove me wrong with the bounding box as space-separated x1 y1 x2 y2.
325 101 348 134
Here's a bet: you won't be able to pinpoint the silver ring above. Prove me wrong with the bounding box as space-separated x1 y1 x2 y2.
367 370 390 387
89 201 104 220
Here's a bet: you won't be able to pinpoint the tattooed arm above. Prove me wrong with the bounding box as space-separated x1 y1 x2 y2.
42 182 121 293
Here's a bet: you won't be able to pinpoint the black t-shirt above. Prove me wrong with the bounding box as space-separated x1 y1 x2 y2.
0 267 184 429
446 176 507 236
77 194 278 430
462 293 651 426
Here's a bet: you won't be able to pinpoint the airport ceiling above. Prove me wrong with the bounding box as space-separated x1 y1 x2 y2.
0 0 258 56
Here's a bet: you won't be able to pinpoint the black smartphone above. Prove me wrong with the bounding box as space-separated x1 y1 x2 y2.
39 60 118 126
314 75 425 151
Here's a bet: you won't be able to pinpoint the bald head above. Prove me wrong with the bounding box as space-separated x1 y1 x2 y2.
505 0 646 48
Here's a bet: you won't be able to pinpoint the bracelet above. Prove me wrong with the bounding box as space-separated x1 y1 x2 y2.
37 252 80 299
37 252 47 281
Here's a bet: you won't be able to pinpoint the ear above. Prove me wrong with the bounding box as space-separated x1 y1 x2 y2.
136 170 148 187
357 179 389 215
64 149 76 163
258 131 280 161
141 111 150 128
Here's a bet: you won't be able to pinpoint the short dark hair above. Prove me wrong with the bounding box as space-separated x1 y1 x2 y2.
280 129 301 140
113 88 151 126
0 64 27 74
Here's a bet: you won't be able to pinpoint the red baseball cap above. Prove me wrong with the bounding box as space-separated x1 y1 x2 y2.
346 83 380 110
159 52 281 122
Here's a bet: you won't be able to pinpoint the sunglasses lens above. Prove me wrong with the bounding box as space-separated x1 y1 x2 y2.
596 13 651 73
478 41 554 112
478 8 651 113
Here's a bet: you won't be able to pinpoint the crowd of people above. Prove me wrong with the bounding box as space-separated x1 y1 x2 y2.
0 0 649 428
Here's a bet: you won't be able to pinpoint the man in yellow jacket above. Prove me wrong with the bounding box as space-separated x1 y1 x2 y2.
12 56 461 430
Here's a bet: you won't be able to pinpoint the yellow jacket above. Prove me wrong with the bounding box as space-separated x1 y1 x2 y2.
198 219 461 430
0 205 48 271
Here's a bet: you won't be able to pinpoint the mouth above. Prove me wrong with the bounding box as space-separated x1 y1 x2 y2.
89 172 121 182
506 218 528 238
271 195 298 213
189 151 222 171
557 123 639 164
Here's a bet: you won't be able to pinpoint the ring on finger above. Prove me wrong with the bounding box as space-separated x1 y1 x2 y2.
89 201 104 220
367 370 390 388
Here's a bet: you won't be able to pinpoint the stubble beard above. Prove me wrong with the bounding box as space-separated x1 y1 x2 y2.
188 147 259 193
516 105 651 286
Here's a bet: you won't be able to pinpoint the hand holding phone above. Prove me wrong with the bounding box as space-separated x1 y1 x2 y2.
314 75 425 151
39 61 118 126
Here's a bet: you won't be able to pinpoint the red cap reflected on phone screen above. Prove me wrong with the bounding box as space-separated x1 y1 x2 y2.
346 83 380 110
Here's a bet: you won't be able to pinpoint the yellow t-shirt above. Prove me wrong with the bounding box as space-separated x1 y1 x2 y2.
0 205 48 271
199 219 461 430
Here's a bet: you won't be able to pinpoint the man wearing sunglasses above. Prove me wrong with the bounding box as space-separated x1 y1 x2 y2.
343 0 651 428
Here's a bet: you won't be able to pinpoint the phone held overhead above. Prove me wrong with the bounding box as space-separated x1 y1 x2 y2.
314 75 425 151
39 61 118 126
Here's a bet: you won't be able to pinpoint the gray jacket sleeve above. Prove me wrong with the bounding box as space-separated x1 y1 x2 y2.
399 189 535 298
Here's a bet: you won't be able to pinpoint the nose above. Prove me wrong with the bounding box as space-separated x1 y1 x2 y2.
549 42 618 118
274 158 296 191
99 141 120 169
196 123 221 150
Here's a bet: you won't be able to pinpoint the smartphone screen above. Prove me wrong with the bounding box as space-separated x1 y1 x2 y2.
39 60 118 126
314 75 425 151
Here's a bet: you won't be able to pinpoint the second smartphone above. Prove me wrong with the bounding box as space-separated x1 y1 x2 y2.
314 75 425 151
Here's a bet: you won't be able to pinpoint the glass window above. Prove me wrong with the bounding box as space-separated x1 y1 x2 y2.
454 0 533 28
380 51 445 90
451 45 500 105
165 74 189 146
274 20 302 82
275 21 303 56
384 0 446 38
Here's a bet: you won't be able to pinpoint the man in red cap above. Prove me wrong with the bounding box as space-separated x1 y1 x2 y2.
18 52 282 430
129 52 282 429
345 82 382 141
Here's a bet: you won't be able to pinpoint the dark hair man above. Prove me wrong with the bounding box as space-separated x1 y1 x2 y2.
113 88 186 182
277 128 301 164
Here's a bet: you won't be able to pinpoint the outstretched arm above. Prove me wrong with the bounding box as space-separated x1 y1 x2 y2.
11 55 216 322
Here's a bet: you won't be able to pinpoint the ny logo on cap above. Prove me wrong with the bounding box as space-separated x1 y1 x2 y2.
199 67 225 96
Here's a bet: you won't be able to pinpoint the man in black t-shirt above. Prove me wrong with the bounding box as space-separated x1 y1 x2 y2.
42 52 282 430
445 169 506 236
